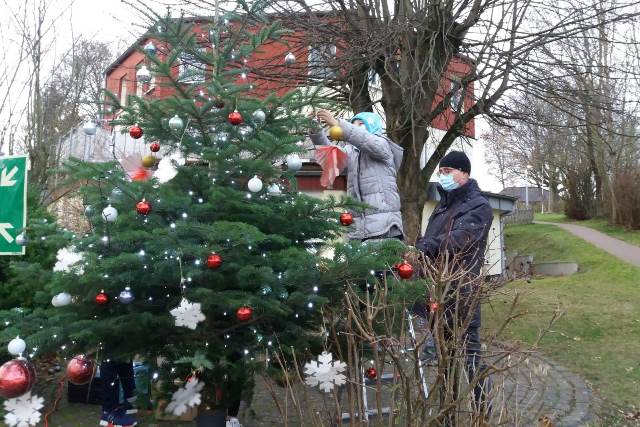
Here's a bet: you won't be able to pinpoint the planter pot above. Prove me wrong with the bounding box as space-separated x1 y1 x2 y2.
196 409 226 427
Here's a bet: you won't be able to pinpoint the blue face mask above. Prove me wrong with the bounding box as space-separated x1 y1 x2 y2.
438 174 460 192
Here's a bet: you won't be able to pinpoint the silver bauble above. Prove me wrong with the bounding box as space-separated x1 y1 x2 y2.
284 52 296 66
267 183 281 194
251 109 266 123
168 114 184 131
15 233 28 246
110 188 123 202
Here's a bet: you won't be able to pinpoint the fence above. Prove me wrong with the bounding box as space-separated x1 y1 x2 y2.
502 208 534 225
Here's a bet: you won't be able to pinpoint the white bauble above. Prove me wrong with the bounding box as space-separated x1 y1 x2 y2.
7 337 26 356
286 154 302 172
102 205 118 223
267 183 281 194
248 175 263 193
55 292 72 307
82 121 97 136
136 65 152 83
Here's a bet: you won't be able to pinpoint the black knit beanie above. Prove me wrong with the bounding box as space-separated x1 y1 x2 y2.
439 151 471 174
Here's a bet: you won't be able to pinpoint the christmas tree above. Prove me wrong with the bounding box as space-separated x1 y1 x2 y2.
0 2 408 420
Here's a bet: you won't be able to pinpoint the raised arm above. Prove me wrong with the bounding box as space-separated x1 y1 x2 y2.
338 119 393 162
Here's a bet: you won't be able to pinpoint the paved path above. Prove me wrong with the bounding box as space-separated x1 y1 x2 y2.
43 348 598 426
536 221 640 267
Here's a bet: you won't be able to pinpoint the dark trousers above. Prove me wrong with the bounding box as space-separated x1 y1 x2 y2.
100 361 136 412
413 300 491 413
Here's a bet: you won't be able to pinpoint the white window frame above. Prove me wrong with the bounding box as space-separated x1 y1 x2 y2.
179 47 208 84
307 44 336 80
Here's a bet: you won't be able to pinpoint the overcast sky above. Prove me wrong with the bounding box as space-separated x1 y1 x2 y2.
0 0 505 192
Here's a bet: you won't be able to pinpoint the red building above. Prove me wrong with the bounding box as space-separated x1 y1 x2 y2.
103 17 475 192
104 17 474 135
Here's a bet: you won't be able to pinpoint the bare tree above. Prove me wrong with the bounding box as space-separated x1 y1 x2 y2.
482 127 516 190
1 0 113 198
489 0 640 218
236 0 640 241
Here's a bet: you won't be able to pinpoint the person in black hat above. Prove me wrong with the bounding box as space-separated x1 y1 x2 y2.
411 150 493 419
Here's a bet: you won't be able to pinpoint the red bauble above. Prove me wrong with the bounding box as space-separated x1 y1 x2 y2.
236 306 253 322
136 200 152 215
339 212 354 226
95 291 109 305
129 125 144 139
397 262 414 279
228 111 243 125
429 300 440 312
207 253 223 269
366 367 377 380
0 359 36 398
150 142 161 152
66 355 96 385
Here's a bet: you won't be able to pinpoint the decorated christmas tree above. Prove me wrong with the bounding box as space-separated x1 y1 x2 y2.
0 3 409 424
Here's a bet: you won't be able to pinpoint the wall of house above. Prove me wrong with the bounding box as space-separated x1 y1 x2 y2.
103 20 475 138
421 201 505 276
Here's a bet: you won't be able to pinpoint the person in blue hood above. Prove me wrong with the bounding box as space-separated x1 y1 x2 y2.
310 109 404 241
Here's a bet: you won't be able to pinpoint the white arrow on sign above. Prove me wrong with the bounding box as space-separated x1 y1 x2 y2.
0 166 18 187
0 223 14 243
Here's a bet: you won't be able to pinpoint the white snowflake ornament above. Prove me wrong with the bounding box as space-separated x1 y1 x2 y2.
53 246 84 274
165 378 204 416
170 298 206 329
3 392 44 427
304 351 347 393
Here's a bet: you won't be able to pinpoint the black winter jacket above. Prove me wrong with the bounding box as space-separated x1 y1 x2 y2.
416 179 493 276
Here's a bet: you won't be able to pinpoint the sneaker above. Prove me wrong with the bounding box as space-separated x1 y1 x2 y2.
99 409 138 427
226 417 243 427
119 400 138 415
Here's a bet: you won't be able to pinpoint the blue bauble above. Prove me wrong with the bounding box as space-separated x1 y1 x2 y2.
119 287 135 304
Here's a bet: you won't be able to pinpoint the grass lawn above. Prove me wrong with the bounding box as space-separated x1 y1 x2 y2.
484 223 640 417
535 212 640 247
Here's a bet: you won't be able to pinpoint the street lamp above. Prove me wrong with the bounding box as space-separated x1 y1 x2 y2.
524 168 528 207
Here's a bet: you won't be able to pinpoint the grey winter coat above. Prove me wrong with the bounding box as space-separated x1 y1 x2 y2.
310 119 404 240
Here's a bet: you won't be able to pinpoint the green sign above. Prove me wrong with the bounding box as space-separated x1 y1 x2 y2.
0 155 27 255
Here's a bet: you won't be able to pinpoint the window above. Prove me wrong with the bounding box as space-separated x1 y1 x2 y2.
179 48 207 84
368 70 380 88
450 79 464 113
308 44 336 80
119 76 128 107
